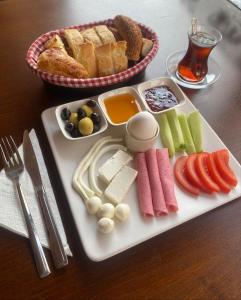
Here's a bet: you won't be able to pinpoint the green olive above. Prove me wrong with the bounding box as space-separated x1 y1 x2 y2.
69 112 78 127
78 117 94 136
81 104 93 117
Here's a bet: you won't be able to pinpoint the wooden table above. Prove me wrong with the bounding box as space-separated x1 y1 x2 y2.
0 0 241 299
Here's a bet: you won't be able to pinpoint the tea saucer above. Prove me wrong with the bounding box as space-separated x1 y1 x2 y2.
166 50 221 89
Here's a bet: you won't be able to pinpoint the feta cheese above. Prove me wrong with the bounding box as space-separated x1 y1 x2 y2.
98 150 132 184
104 166 137 205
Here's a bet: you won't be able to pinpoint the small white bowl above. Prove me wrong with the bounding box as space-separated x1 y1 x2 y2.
98 87 146 126
125 124 160 153
55 99 108 140
137 77 186 115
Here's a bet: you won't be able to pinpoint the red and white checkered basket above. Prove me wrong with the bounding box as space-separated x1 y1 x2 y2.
26 18 159 88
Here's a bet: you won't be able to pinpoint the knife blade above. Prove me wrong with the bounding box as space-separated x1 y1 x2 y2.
23 130 68 268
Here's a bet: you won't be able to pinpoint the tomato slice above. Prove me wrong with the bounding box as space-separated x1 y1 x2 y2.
216 149 229 164
185 154 212 193
206 153 231 193
174 156 199 195
195 153 220 193
213 150 238 187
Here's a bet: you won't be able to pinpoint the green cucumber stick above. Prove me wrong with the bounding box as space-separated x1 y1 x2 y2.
158 114 175 157
178 114 196 154
188 111 203 153
166 109 185 152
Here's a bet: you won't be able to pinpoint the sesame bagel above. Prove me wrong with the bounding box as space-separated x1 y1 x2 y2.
114 15 142 61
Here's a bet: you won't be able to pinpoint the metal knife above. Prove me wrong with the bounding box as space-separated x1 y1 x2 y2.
23 130 68 268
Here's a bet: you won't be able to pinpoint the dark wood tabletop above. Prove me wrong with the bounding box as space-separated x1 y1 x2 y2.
0 0 241 299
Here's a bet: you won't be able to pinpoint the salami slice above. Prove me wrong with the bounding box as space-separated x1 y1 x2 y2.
156 148 178 212
134 153 154 217
145 149 168 216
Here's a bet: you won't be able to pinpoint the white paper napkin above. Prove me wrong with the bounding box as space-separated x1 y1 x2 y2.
0 130 72 256
228 0 241 9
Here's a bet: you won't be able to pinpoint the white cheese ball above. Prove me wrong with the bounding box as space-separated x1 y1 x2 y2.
98 218 114 234
98 203 115 219
86 196 102 215
115 204 130 221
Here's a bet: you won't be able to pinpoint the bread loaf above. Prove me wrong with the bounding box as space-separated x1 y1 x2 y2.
64 29 84 59
114 15 142 61
108 27 122 41
76 42 98 78
82 28 102 47
94 25 116 44
141 38 153 57
37 48 89 78
95 43 114 76
45 34 67 54
111 41 128 73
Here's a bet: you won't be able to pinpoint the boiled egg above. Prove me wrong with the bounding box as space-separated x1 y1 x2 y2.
127 111 158 140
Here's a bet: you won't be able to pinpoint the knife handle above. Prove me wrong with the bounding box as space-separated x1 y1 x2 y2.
15 182 51 278
36 187 68 268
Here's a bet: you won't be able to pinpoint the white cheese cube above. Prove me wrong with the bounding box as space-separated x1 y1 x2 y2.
104 165 137 205
98 150 132 184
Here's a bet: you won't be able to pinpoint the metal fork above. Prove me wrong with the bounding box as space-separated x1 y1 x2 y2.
0 136 51 278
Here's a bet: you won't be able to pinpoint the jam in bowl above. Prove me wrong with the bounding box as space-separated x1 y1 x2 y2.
137 77 186 114
143 85 178 112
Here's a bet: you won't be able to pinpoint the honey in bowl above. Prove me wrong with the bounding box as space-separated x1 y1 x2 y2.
103 93 141 124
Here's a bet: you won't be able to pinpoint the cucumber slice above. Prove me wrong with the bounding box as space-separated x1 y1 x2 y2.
166 109 185 152
158 114 175 157
188 111 203 153
178 114 196 154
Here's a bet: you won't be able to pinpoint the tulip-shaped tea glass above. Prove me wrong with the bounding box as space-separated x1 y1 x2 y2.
166 19 222 89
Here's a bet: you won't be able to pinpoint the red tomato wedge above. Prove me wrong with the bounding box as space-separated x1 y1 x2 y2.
213 150 238 187
185 154 212 193
195 153 220 193
174 156 199 196
206 153 231 193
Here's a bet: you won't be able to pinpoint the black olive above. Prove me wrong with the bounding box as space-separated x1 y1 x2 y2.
77 108 87 120
86 99 97 108
71 128 82 138
90 112 101 125
65 122 75 133
93 123 101 133
61 108 71 121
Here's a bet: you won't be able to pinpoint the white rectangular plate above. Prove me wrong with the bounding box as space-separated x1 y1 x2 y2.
41 92 241 261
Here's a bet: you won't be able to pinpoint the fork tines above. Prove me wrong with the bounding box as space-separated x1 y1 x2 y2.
0 136 22 168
